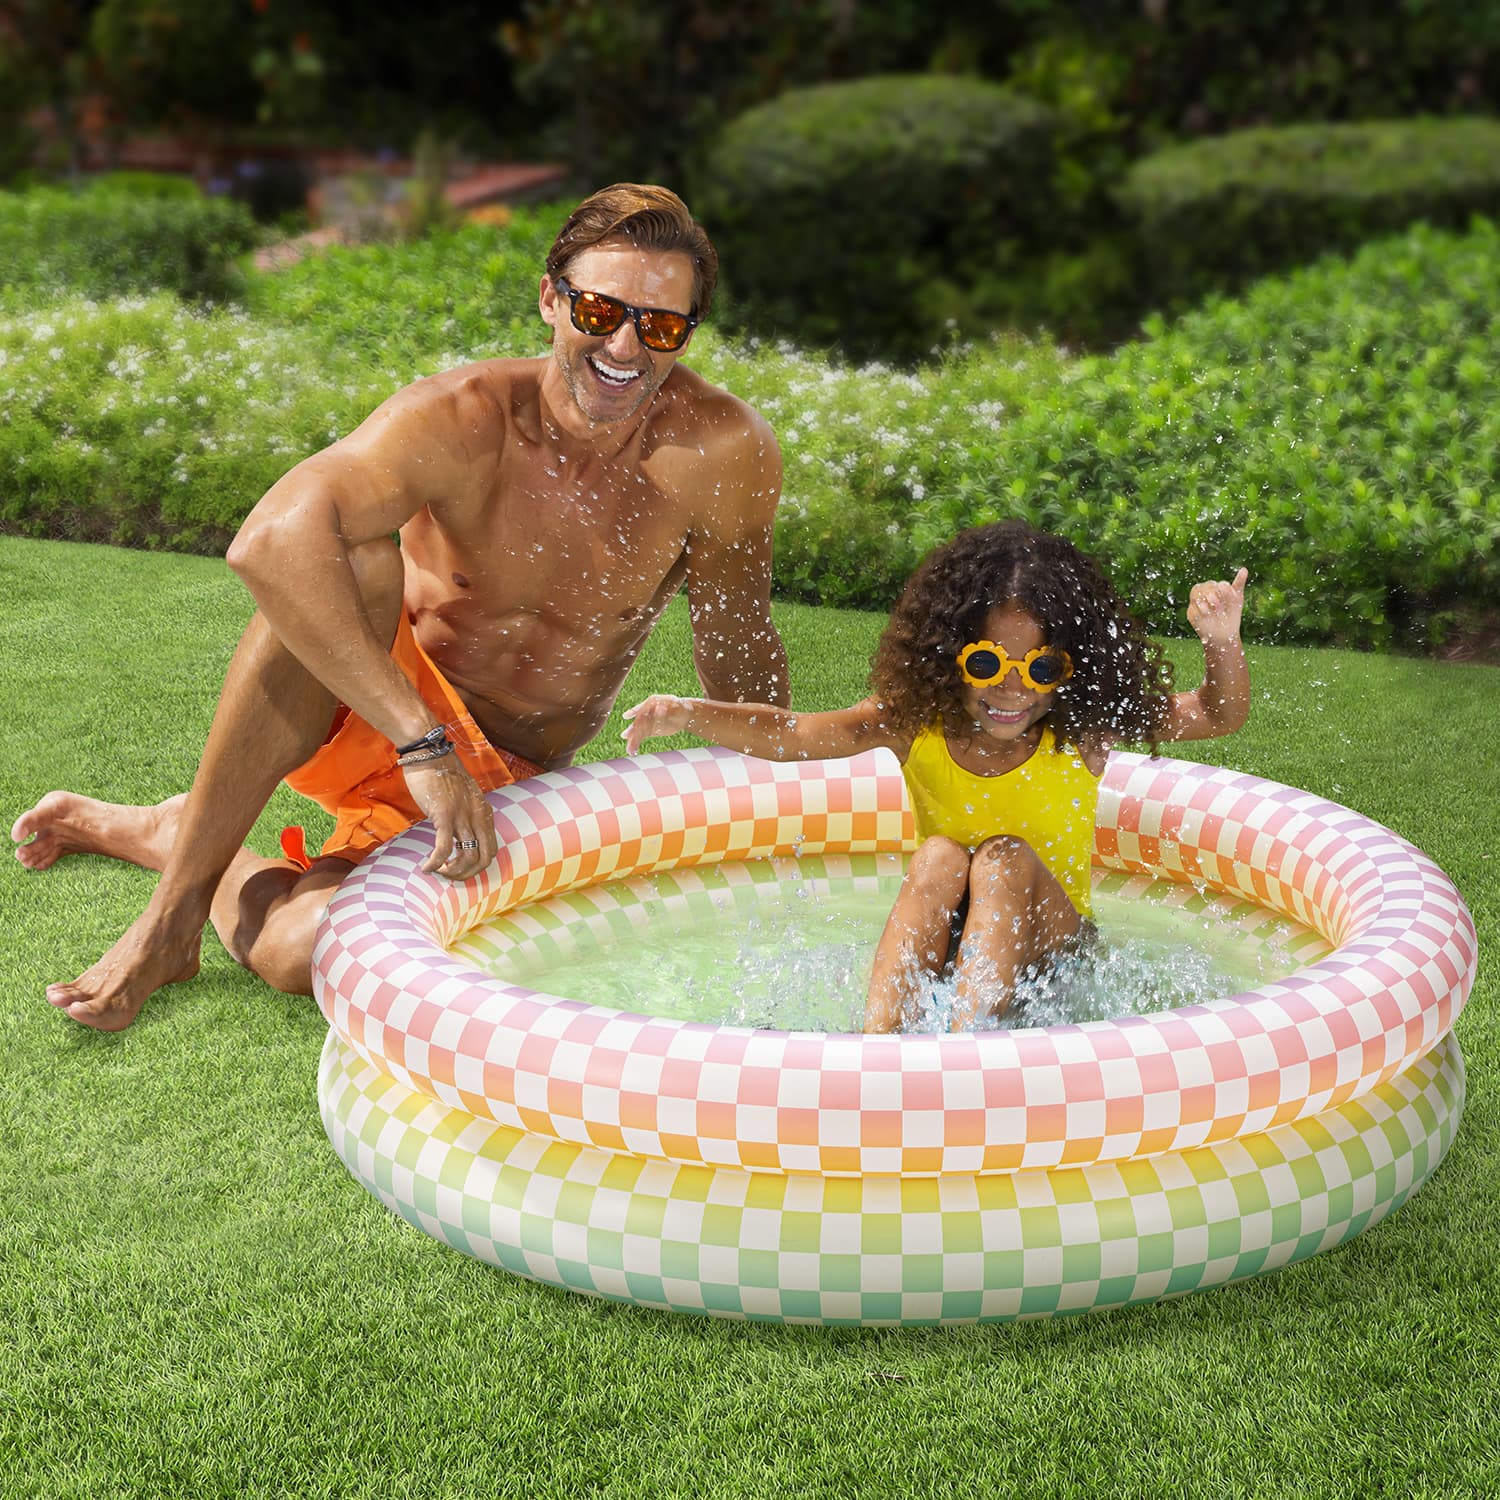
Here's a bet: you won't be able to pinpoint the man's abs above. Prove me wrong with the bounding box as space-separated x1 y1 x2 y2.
406 589 679 768
395 405 701 764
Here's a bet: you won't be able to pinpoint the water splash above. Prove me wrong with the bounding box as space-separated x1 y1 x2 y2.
475 857 1326 1034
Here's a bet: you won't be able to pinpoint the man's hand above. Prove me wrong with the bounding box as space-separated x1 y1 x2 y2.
621 695 695 755
1187 567 1249 647
403 758 497 878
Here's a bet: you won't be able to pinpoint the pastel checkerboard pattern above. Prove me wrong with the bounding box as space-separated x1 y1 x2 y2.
319 1027 1464 1325
314 749 1476 1176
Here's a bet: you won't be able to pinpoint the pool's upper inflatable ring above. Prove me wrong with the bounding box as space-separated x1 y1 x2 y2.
314 749 1475 1177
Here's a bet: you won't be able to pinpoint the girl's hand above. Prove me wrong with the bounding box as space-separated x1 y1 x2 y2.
621 695 695 754
1186 567 1248 646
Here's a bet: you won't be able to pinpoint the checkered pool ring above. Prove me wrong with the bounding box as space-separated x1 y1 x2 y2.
319 1026 1463 1324
313 748 1475 1322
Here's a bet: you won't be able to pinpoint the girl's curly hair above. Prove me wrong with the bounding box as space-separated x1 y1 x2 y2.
868 520 1175 749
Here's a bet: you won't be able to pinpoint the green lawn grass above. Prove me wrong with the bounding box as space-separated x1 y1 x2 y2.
2 536 1496 1499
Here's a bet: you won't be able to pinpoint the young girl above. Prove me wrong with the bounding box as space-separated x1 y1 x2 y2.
623 521 1249 1033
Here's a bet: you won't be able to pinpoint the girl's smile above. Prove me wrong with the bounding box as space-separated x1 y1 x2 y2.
621 516 1251 1038
964 603 1056 743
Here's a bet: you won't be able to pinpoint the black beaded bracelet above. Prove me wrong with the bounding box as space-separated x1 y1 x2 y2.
395 726 452 757
396 741 456 767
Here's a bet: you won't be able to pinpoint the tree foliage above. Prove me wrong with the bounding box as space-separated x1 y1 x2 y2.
6 1 1498 186
0 0 96 177
498 0 939 185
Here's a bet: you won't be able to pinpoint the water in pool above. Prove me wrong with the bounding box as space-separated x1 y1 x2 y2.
454 853 1331 1033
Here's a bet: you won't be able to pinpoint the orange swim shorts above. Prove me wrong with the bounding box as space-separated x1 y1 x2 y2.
281 612 543 866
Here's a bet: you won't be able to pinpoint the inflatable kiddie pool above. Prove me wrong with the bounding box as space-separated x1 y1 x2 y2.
314 748 1474 1324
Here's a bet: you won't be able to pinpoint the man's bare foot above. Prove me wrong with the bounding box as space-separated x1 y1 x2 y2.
46 910 202 1032
11 792 186 873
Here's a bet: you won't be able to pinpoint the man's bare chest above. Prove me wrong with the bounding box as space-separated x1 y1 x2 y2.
403 455 693 623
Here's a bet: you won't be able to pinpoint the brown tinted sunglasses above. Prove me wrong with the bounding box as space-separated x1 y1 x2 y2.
553 277 698 352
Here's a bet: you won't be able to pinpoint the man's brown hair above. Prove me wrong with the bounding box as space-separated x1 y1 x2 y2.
546 183 719 318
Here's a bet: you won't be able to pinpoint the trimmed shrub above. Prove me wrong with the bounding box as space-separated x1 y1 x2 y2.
0 210 570 554
0 294 391 552
0 182 258 304
3 215 1496 650
78 171 206 200
1117 117 1500 315
242 209 568 368
694 74 1059 363
765 219 1500 649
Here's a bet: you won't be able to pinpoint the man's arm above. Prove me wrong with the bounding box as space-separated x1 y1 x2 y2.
226 371 490 748
683 404 790 707
225 369 501 876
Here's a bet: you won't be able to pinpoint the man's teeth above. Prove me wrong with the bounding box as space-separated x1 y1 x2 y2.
589 357 642 386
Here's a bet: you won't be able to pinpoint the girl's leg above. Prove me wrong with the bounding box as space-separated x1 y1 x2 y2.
951 835 1082 1030
864 836 971 1032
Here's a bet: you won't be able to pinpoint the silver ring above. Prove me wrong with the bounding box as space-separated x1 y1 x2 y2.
456 839 479 851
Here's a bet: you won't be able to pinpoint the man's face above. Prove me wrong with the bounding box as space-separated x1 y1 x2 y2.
540 242 698 427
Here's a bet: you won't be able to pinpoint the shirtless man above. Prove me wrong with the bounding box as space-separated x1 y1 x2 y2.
12 182 789 1031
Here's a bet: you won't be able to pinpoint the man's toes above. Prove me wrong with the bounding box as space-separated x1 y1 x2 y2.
46 982 132 1032
46 981 88 1010
15 837 56 871
69 1002 133 1033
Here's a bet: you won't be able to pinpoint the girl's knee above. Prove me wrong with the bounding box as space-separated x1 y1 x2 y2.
909 836 971 892
972 835 1041 894
912 835 969 870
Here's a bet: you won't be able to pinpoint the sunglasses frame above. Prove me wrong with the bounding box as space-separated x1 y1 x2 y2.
552 276 699 353
956 641 1075 693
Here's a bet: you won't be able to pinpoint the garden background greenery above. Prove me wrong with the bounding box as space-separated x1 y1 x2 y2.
3 4 1499 1495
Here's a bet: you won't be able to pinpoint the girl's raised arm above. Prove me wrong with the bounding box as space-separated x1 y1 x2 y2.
622 695 895 761
1158 567 1251 743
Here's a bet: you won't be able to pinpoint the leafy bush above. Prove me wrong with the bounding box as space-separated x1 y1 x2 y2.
687 334 1067 610
78 170 206 200
3 213 1496 649
242 206 568 368
767 219 1500 648
0 207 571 553
694 74 1059 363
0 182 258 304
0 294 393 551
1117 117 1500 315
0 215 1059 573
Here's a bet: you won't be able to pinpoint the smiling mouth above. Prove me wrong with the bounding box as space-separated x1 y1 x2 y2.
981 701 1034 727
587 355 644 388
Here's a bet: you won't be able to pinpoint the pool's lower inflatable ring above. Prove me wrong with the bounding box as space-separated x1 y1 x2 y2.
313 749 1476 1324
320 1028 1462 1323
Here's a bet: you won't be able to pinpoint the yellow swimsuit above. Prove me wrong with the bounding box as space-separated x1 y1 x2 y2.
900 722 1101 915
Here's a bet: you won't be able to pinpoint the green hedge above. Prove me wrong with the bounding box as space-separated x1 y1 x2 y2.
769 218 1500 648
3 213 1496 649
76 170 208 201
694 74 1059 364
0 212 569 553
241 209 567 369
1117 117 1500 315
0 182 258 305
0 294 392 553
